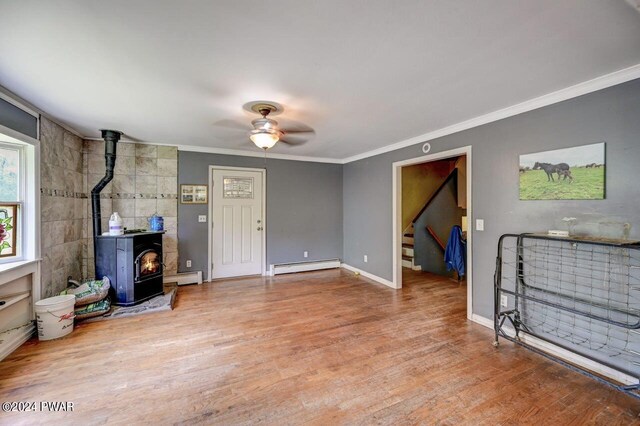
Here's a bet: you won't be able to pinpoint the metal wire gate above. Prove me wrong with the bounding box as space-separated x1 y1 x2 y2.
494 233 640 399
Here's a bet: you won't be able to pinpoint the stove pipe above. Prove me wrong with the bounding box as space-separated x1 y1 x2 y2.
91 130 122 237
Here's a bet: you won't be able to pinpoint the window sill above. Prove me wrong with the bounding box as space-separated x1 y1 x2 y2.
0 259 39 274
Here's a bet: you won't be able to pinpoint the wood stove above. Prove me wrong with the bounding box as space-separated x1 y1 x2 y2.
90 130 164 306
95 231 164 306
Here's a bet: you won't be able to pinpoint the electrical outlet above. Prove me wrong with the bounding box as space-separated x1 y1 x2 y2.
186 260 192 268
501 295 508 307
364 255 368 263
303 251 308 258
198 215 207 223
476 219 484 231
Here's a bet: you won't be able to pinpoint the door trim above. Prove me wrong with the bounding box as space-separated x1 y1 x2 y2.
207 165 267 281
392 145 473 320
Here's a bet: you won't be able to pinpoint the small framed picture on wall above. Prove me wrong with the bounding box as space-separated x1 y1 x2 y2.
180 184 208 204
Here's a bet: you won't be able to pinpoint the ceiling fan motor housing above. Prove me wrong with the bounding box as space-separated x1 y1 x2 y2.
251 117 279 130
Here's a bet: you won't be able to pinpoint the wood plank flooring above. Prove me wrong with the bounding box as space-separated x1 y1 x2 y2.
1 269 639 424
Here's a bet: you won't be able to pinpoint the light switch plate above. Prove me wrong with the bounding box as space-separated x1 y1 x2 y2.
476 219 484 231
198 215 207 223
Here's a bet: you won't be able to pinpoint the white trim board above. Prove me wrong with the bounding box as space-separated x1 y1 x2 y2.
341 263 395 289
392 146 473 319
0 323 35 362
178 144 343 164
470 314 637 387
271 259 340 276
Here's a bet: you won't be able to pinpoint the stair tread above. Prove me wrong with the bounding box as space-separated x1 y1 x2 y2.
402 243 414 248
404 233 414 237
402 255 413 261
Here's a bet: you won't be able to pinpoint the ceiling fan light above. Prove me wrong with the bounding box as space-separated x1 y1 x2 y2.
250 130 279 149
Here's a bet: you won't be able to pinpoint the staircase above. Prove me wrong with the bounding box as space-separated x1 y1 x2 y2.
401 224 421 270
402 166 460 271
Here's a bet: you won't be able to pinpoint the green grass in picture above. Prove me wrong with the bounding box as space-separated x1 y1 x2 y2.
519 167 605 200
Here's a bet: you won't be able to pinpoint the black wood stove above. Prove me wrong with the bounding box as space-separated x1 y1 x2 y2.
95 231 164 306
91 130 164 306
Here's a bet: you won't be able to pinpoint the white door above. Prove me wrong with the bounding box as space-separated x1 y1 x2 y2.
211 168 264 279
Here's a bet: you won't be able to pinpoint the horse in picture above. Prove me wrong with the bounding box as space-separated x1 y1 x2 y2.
533 162 573 183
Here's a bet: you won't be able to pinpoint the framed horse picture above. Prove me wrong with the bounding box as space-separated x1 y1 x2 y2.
519 142 605 200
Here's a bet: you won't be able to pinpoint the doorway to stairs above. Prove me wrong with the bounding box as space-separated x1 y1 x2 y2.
392 146 472 319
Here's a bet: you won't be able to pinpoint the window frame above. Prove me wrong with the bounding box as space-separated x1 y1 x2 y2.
0 124 39 265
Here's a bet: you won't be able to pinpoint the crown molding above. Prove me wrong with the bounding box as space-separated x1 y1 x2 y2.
83 138 343 164
341 63 640 164
176 144 343 164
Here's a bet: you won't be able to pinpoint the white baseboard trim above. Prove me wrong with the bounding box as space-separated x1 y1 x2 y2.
341 263 397 289
270 259 341 276
0 323 34 362
470 314 636 386
164 271 203 286
470 313 494 329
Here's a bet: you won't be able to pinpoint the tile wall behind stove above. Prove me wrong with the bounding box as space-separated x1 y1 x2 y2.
39 117 85 297
83 141 179 277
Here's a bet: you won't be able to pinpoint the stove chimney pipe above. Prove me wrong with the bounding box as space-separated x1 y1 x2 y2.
91 130 122 238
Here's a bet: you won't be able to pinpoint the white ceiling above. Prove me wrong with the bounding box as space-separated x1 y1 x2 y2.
1 1 639 160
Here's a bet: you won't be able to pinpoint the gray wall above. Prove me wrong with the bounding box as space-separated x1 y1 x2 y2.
413 176 462 276
0 97 38 139
178 152 343 279
343 78 640 319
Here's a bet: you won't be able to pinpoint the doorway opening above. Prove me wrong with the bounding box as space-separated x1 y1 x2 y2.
207 166 266 281
392 146 472 319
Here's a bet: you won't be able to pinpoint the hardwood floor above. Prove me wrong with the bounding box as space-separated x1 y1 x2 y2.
1 268 639 424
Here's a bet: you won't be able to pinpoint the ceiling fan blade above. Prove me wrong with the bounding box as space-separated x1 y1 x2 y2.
279 137 309 146
282 128 315 135
277 118 315 135
213 119 252 131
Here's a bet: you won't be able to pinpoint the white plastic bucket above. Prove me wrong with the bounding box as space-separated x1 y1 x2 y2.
34 295 76 341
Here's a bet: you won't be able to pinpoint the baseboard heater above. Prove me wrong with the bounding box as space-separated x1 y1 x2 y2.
163 271 202 286
270 259 341 276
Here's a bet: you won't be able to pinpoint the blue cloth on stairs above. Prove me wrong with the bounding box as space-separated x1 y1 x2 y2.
444 225 466 277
